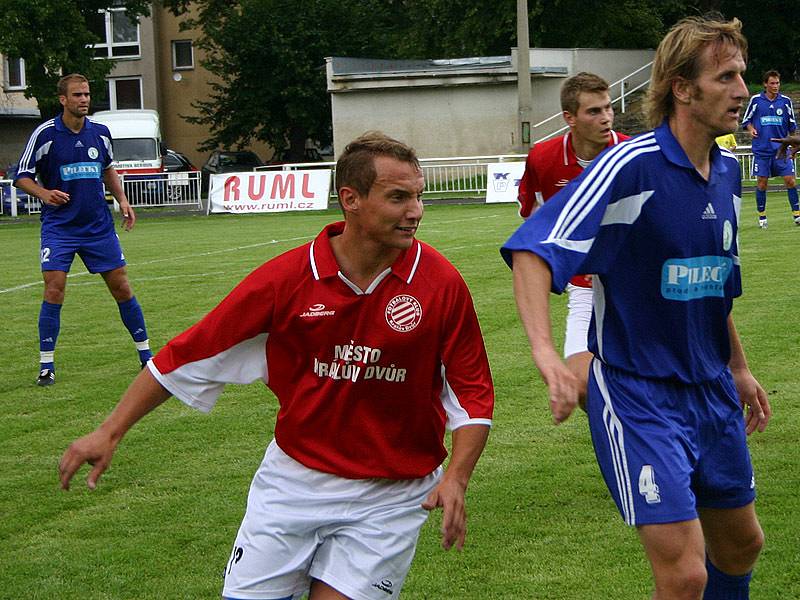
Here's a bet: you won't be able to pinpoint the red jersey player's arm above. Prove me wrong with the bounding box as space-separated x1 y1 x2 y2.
518 148 541 219
58 367 171 490
421 423 489 551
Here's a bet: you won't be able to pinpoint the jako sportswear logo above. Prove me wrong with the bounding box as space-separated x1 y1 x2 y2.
556 178 570 187
385 295 422 332
371 579 394 595
300 303 335 318
702 203 717 220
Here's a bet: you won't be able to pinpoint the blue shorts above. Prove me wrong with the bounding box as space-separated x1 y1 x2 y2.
40 230 126 274
752 154 795 178
586 360 755 526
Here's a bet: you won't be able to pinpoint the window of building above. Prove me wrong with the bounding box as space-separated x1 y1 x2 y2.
172 40 194 70
3 57 26 90
89 8 140 59
92 77 143 112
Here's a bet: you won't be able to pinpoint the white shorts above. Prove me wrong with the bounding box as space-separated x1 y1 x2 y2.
222 440 442 600
563 284 593 358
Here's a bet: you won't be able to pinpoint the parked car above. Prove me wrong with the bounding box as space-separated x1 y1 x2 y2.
1 163 33 215
267 147 327 165
163 149 198 173
161 149 201 203
201 150 263 194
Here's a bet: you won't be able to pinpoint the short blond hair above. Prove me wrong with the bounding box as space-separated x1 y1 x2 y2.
644 16 747 128
57 73 89 97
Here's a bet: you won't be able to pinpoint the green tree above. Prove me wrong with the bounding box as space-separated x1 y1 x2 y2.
719 0 800 84
0 0 151 118
162 0 390 160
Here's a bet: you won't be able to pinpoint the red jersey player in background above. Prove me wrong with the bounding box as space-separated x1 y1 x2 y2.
59 132 494 600
517 72 629 404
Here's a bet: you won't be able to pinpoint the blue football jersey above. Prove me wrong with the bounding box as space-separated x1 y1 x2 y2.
15 115 115 237
501 122 742 384
741 92 797 156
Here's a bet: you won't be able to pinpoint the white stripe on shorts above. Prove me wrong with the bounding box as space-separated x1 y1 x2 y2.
593 359 636 525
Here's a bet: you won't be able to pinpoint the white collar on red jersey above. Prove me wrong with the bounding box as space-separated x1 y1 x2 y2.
562 130 621 166
309 221 423 288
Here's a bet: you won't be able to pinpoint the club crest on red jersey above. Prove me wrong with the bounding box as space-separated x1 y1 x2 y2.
385 295 422 332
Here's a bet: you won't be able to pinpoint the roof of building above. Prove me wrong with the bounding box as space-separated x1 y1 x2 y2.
328 56 568 78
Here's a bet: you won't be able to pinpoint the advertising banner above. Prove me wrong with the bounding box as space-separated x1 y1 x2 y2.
209 169 331 213
485 162 525 204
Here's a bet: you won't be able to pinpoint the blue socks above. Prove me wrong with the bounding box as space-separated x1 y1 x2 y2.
788 187 799 213
755 189 767 214
117 297 152 363
703 557 752 600
38 301 62 371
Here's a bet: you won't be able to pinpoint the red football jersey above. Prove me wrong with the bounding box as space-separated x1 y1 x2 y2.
152 222 494 480
517 130 629 287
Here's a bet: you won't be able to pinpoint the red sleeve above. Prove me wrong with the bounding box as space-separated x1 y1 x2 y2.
517 147 540 219
438 274 494 427
150 263 277 411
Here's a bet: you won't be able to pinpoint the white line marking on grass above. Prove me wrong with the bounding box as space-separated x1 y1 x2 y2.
62 270 233 288
1 214 505 295
0 235 313 295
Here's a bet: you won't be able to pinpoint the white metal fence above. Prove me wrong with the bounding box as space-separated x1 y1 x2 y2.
0 150 792 216
0 171 202 216
117 171 202 209
256 149 774 199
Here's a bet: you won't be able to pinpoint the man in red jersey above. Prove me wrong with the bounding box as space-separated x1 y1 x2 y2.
58 132 494 600
517 72 629 403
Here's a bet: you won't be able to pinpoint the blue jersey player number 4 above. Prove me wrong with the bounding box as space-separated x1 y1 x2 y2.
503 16 770 600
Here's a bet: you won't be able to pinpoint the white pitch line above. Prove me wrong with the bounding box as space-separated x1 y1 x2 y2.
0 214 507 295
0 235 313 295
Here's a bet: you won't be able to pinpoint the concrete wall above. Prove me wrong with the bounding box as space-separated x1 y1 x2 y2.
329 47 654 158
332 84 521 159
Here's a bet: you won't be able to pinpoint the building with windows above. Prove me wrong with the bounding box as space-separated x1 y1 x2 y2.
0 4 271 170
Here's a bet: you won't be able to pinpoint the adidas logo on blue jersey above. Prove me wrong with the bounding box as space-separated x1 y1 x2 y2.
75 140 84 147
701 203 717 220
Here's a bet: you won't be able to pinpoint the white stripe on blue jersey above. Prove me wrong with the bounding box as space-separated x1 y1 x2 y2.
546 133 659 244
594 360 636 526
18 119 55 175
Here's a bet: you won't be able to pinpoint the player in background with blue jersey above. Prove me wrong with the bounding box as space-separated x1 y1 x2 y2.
14 74 152 386
503 16 769 600
741 69 799 228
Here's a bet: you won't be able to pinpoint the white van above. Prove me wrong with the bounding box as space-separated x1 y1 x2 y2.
91 109 168 202
90 109 164 175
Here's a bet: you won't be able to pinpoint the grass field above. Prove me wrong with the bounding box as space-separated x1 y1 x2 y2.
1 199 798 599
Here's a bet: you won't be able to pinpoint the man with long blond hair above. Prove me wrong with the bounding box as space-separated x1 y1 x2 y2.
503 15 768 599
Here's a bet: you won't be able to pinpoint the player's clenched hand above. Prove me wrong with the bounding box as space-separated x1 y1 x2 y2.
41 189 70 206
58 429 117 490
730 367 771 434
532 348 580 424
421 477 467 551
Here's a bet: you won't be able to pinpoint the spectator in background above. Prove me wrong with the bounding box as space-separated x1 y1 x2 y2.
716 133 737 151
